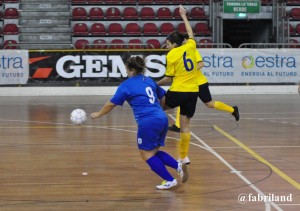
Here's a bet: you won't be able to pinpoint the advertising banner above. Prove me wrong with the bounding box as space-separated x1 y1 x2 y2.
29 51 167 85
28 49 300 85
0 50 29 85
200 49 300 83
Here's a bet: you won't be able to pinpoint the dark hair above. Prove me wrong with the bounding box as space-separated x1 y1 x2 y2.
125 56 146 74
166 30 185 46
183 33 189 40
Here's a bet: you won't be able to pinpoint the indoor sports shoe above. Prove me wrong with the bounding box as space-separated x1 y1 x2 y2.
156 179 177 190
168 124 180 133
232 106 240 121
178 157 191 165
177 162 188 183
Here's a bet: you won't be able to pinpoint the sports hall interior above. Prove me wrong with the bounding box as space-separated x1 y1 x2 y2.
0 0 300 211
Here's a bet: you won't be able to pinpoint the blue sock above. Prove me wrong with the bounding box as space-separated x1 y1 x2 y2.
156 151 178 169
146 156 174 181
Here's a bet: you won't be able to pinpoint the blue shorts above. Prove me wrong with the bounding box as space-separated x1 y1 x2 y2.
136 115 168 151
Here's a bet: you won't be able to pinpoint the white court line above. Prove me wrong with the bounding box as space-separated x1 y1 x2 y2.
211 146 300 149
168 114 283 211
0 117 284 210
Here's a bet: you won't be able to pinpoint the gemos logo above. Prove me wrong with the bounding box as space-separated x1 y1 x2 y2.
242 55 296 69
56 55 166 79
242 56 255 69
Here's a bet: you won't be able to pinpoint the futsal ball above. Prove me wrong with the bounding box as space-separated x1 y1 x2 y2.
70 109 87 125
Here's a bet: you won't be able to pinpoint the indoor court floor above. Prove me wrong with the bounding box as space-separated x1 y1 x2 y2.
0 94 299 211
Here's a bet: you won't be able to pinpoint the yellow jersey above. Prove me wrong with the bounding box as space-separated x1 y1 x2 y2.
195 49 208 85
165 38 199 92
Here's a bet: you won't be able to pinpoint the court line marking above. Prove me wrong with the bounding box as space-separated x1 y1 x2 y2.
0 117 283 210
168 115 282 211
213 125 300 190
2 117 296 207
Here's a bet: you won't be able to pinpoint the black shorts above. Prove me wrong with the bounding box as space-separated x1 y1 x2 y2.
198 83 212 103
165 91 198 118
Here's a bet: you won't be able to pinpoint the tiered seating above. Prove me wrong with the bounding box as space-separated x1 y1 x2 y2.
71 3 211 49
1 0 20 48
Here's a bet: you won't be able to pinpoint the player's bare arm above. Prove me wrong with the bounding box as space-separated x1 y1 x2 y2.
157 76 173 86
91 101 117 119
179 5 194 39
197 61 204 70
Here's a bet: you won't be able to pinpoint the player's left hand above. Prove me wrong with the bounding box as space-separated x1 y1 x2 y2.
90 112 100 119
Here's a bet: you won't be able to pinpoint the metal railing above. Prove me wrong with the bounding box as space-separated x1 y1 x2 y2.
239 42 300 48
3 43 76 50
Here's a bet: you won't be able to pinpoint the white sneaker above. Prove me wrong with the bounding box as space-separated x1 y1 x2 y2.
156 179 177 190
177 162 188 183
178 157 191 165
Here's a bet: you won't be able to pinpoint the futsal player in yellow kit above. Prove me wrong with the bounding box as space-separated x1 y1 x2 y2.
167 34 240 164
169 36 240 138
157 5 199 168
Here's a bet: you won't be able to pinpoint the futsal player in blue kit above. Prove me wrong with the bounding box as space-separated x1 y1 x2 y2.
90 56 188 190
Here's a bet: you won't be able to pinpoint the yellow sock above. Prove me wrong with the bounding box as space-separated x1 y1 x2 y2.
214 101 234 113
180 133 190 159
175 107 180 128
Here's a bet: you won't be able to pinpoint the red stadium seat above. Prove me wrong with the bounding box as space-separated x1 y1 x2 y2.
194 22 211 35
124 23 141 35
173 7 181 19
72 7 88 19
171 0 186 3
90 23 106 35
146 39 161 49
190 7 206 19
143 23 159 35
110 39 126 49
89 7 104 19
160 22 174 35
156 0 170 3
72 0 86 3
290 8 300 20
289 39 299 48
74 39 90 49
73 23 89 35
157 7 172 19
128 39 143 49
108 23 123 35
123 0 136 3
140 7 155 19
4 0 19 2
123 7 138 19
139 0 154 3
199 39 213 48
289 24 296 35
177 23 186 33
2 23 19 35
92 39 107 49
4 8 19 19
3 40 18 49
296 23 300 34
106 7 121 19
105 0 119 3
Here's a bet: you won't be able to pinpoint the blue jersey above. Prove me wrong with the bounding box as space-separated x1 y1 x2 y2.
110 74 166 125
